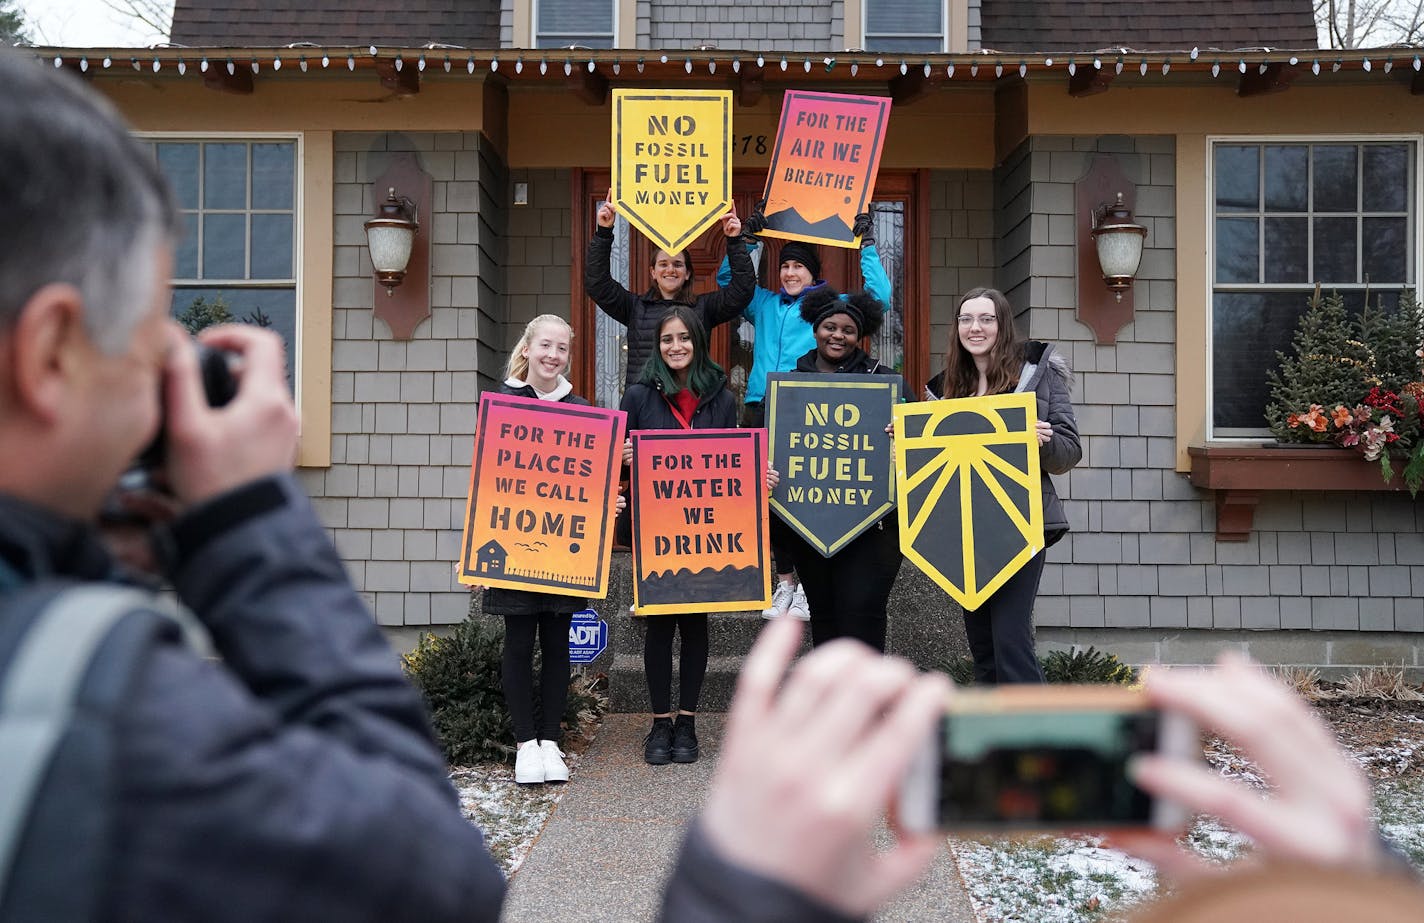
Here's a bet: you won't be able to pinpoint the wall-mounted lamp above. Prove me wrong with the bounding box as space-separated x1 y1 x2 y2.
364 187 420 295
1089 192 1147 302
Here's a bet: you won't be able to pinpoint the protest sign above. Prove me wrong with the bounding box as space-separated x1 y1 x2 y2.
630 429 771 615
612 88 733 255
459 393 626 599
760 90 891 249
766 373 899 556
893 392 1044 610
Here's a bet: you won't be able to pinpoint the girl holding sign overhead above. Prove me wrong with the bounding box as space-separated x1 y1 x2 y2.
483 314 624 784
620 306 778 765
782 287 904 652
925 287 1081 684
585 192 755 387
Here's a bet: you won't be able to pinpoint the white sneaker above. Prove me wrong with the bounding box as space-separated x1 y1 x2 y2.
788 584 810 621
540 740 569 782
762 581 795 619
514 739 545 784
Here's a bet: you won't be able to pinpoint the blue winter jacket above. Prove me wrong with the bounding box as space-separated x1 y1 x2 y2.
717 242 892 404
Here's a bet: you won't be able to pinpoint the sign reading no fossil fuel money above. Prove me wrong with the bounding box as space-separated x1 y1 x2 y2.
767 373 900 557
612 89 732 254
458 394 626 599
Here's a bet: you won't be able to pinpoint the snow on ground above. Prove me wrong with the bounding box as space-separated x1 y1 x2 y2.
449 749 582 875
952 834 1158 923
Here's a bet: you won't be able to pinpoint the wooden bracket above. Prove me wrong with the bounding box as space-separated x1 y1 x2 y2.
568 67 609 105
1212 490 1261 542
1075 155 1138 345
1238 62 1300 97
203 64 254 95
376 58 420 96
889 68 933 105
738 65 765 107
1068 64 1114 97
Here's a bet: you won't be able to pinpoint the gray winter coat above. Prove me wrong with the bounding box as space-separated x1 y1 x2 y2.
925 340 1081 544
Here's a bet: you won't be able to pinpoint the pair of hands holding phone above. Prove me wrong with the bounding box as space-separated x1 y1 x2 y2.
700 624 1392 919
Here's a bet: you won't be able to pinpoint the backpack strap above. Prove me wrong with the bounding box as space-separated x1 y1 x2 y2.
0 585 210 910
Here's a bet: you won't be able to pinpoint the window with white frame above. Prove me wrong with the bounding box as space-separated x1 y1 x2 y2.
864 0 946 52
147 138 299 373
534 0 614 49
1210 138 1418 437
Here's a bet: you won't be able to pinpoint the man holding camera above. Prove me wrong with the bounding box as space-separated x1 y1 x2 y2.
0 56 505 920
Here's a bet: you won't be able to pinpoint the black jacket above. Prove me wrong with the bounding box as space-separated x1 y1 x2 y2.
482 380 592 617
585 225 755 387
925 340 1081 544
619 372 739 433
792 344 904 385
0 477 506 922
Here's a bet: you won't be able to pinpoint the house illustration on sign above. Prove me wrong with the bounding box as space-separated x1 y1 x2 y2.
475 540 507 577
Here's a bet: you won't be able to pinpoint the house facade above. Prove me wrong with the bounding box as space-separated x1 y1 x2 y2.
35 0 1424 677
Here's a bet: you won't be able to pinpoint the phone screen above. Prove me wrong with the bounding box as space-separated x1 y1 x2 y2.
938 707 1158 828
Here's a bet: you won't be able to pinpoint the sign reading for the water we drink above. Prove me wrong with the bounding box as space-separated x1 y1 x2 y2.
612 89 733 254
767 373 899 556
630 429 771 615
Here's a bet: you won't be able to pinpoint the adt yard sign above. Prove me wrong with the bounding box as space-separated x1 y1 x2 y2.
569 609 608 664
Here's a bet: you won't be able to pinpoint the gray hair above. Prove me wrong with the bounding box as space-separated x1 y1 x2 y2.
0 54 179 353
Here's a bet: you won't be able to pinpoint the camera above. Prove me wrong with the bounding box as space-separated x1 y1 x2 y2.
132 343 239 472
897 686 1198 833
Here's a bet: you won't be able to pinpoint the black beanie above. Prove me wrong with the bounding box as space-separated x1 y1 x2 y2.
778 241 822 280
799 288 885 338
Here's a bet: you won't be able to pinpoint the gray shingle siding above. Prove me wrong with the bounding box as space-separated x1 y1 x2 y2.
999 135 1424 670
299 129 508 627
646 0 838 51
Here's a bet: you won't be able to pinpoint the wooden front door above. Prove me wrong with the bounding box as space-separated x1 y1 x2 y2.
573 169 927 409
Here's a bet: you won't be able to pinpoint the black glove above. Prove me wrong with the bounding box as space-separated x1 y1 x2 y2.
741 198 768 241
852 210 875 247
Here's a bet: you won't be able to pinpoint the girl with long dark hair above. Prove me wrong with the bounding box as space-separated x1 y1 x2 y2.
620 306 776 764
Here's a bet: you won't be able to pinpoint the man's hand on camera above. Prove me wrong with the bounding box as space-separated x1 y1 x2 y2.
1113 652 1381 881
162 324 300 505
698 617 949 917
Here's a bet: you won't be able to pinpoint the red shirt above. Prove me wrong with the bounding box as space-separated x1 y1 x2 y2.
668 389 699 428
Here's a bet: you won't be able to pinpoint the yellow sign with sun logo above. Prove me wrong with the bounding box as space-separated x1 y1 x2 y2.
893 393 1044 610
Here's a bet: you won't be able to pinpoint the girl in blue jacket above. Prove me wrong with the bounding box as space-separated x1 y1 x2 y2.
717 213 892 620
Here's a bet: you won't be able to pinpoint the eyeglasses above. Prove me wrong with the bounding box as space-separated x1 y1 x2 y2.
957 314 998 327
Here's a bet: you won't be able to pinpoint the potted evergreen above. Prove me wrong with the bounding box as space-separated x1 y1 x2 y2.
1264 288 1424 496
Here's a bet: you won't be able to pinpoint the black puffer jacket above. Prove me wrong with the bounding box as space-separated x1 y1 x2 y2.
925 341 1081 545
792 344 903 385
619 371 738 433
481 379 592 617
585 225 755 387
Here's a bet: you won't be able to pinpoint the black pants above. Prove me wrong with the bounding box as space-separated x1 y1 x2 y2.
501 611 572 741
962 550 1047 684
644 613 709 714
789 520 902 653
745 401 796 577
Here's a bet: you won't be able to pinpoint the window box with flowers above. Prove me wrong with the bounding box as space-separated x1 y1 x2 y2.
1190 289 1424 540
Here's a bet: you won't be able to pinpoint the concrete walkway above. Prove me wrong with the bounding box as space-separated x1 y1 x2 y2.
502 713 978 923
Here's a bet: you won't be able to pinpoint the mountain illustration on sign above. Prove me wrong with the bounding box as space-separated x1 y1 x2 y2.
764 207 854 242
639 565 762 606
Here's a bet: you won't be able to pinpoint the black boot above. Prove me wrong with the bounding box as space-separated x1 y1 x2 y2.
671 714 699 763
644 717 673 765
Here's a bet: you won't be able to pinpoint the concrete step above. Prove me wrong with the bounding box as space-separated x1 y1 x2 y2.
471 550 971 712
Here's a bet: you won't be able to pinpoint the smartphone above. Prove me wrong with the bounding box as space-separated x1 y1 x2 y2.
898 685 1197 834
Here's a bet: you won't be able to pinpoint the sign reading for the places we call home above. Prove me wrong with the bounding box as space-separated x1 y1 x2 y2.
459 394 626 599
